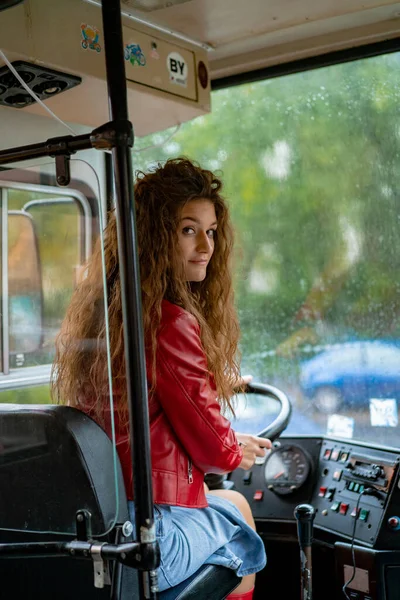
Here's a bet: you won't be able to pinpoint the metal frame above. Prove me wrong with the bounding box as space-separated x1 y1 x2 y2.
7 180 92 260
23 197 88 265
1 188 9 375
0 1 158 598
212 36 400 91
17 181 93 262
0 181 95 395
0 363 51 390
2 170 96 266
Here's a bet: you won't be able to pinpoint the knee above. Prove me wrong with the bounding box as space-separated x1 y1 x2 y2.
218 490 255 529
230 491 256 530
228 490 252 514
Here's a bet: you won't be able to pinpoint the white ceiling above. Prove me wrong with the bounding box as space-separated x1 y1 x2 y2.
123 0 400 78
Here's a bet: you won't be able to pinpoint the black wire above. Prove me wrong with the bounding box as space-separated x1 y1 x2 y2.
342 487 381 599
342 490 364 599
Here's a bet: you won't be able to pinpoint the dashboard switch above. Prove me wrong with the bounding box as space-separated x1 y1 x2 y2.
243 471 252 485
333 469 342 481
339 503 349 515
331 449 340 461
318 486 327 497
325 487 335 501
331 501 340 512
323 449 332 460
359 509 369 522
253 490 264 501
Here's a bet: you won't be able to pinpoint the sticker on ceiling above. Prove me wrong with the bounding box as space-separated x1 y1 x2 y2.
124 44 146 67
167 52 187 87
81 24 101 52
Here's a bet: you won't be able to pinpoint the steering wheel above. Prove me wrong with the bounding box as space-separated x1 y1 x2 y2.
248 381 292 441
204 382 292 490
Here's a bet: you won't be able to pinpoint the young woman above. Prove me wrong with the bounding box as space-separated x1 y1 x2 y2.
52 158 270 599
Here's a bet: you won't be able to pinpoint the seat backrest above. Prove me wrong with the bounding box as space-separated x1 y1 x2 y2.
0 404 137 599
0 404 128 534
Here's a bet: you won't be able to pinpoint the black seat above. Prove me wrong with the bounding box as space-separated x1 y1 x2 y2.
0 405 240 599
159 565 240 600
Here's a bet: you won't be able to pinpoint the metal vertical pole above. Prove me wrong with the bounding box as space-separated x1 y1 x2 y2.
100 2 158 598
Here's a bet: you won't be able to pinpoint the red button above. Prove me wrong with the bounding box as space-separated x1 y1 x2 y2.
388 517 399 529
253 490 264 501
340 503 349 515
319 486 327 497
324 449 332 460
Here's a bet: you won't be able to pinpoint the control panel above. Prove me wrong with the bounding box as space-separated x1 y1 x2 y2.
313 441 400 547
230 436 400 550
229 437 321 521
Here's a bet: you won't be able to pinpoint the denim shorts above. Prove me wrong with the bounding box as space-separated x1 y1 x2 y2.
128 494 266 592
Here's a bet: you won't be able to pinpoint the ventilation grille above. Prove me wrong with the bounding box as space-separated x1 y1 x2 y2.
0 61 81 109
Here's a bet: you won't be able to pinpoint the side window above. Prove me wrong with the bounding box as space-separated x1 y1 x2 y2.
8 211 42 360
2 185 92 372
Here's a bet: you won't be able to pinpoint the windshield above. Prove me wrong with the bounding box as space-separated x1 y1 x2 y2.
133 50 400 448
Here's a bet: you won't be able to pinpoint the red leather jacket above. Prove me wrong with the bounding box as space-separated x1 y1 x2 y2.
83 300 243 508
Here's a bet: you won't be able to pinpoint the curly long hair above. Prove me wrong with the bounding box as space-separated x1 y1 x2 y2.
52 158 241 422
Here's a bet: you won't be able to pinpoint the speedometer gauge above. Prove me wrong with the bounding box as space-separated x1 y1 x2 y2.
264 445 311 495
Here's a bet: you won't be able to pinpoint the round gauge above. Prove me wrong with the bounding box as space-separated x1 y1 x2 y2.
264 445 311 495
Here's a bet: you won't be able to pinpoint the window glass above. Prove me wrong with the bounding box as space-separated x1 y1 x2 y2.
8 211 43 359
0 384 51 404
0 160 120 536
7 190 83 367
133 51 400 448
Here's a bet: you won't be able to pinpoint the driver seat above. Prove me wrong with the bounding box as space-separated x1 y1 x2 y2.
0 404 241 599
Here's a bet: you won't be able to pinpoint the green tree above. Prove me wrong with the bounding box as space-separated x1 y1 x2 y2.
132 52 400 376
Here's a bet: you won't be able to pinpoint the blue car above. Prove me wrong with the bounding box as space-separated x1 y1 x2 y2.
300 341 400 413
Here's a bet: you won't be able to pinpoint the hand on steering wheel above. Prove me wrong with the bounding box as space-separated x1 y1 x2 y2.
231 374 253 392
236 432 272 470
204 383 292 490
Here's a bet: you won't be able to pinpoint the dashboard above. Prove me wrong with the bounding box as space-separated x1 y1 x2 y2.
229 436 400 550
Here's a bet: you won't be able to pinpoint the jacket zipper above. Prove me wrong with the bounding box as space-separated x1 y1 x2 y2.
188 458 193 484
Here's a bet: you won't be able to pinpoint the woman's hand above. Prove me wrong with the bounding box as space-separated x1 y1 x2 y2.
235 432 272 470
232 374 253 391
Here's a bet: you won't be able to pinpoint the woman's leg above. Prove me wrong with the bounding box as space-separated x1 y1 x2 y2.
206 487 258 596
